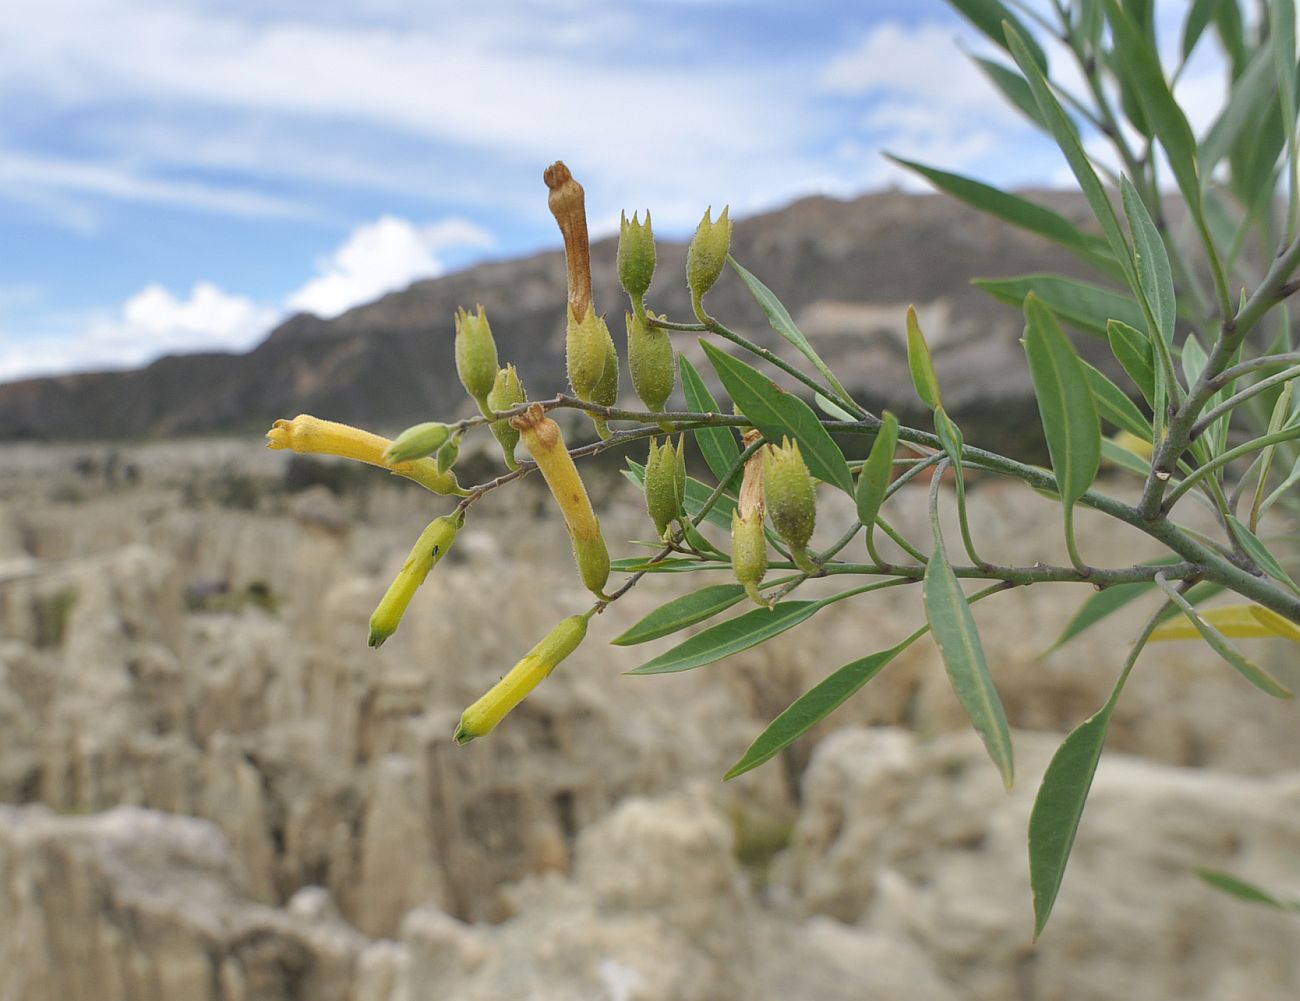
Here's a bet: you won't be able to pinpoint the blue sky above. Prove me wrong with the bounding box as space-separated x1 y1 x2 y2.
0 0 1223 381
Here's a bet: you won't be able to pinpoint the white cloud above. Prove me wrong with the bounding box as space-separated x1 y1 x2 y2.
286 216 495 318
0 281 279 381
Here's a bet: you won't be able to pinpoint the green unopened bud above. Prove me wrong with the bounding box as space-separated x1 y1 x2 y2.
618 210 656 305
627 310 675 414
731 508 770 607
454 612 591 744
590 326 620 440
672 432 686 509
384 422 451 464
645 437 679 537
764 438 817 572
368 512 463 648
487 364 526 470
686 206 732 317
455 306 499 413
567 306 611 401
436 433 461 473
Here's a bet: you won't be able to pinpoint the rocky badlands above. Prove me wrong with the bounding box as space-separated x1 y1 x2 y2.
0 438 1297 1000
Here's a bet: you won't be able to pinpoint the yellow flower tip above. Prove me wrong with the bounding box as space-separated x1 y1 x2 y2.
1111 430 1154 461
367 620 392 649
452 719 478 745
266 418 294 450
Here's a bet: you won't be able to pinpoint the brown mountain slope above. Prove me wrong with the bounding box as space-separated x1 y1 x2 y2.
0 189 1106 450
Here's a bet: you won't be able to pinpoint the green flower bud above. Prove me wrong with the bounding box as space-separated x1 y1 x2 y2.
645 437 680 537
763 438 817 572
567 306 611 401
627 309 675 414
455 305 500 412
589 325 620 440
436 433 461 473
686 206 732 316
487 364 526 470
384 421 451 464
731 508 770 607
454 612 591 744
672 432 686 510
368 512 463 648
617 210 656 305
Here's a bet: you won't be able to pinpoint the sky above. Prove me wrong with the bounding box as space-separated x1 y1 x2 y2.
0 0 1228 382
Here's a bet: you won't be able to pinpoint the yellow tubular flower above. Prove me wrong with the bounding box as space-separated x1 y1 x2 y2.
1150 603 1300 643
267 414 469 496
368 513 463 648
510 404 611 597
454 613 591 743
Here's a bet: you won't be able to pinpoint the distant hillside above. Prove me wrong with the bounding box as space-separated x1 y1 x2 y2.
0 189 1108 452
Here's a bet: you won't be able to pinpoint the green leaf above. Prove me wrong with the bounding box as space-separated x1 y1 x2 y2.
1106 319 1156 406
1029 705 1113 938
1200 46 1279 179
815 392 857 421
855 411 899 530
975 275 1147 337
971 55 1048 130
1155 576 1294 698
1272 0 1298 197
679 354 741 486
610 557 729 574
1180 330 1209 386
727 256 851 403
1101 438 1152 477
1044 567 1220 653
1023 294 1102 512
612 584 748 646
923 541 1014 787
887 156 1115 272
724 633 921 779
1120 176 1176 346
629 600 824 675
905 306 943 409
1181 0 1220 61
1104 0 1202 211
951 0 1048 70
1196 869 1300 911
1081 361 1152 439
1226 515 1300 597
1005 24 1137 291
700 340 854 495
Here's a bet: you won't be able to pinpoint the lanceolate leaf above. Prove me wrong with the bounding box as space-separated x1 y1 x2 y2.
972 56 1047 130
905 306 943 410
679 354 741 486
1106 320 1156 405
1155 577 1293 698
724 632 922 779
727 256 851 402
1227 515 1300 597
1120 177 1176 346
1200 46 1279 179
1023 295 1102 512
950 0 1048 70
700 340 854 495
1047 572 1222 654
1104 0 1202 210
923 541 1015 788
613 584 748 646
887 156 1115 272
1197 869 1300 911
629 600 824 675
976 275 1147 337
856 411 899 530
1029 706 1113 938
1004 24 1137 291
1081 361 1152 439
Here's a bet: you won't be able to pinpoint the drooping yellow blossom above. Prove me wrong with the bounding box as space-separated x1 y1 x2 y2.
368 513 463 648
454 612 591 743
510 403 611 597
266 414 468 496
1150 603 1300 643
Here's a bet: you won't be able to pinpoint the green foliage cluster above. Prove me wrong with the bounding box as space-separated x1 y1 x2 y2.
267 0 1300 934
